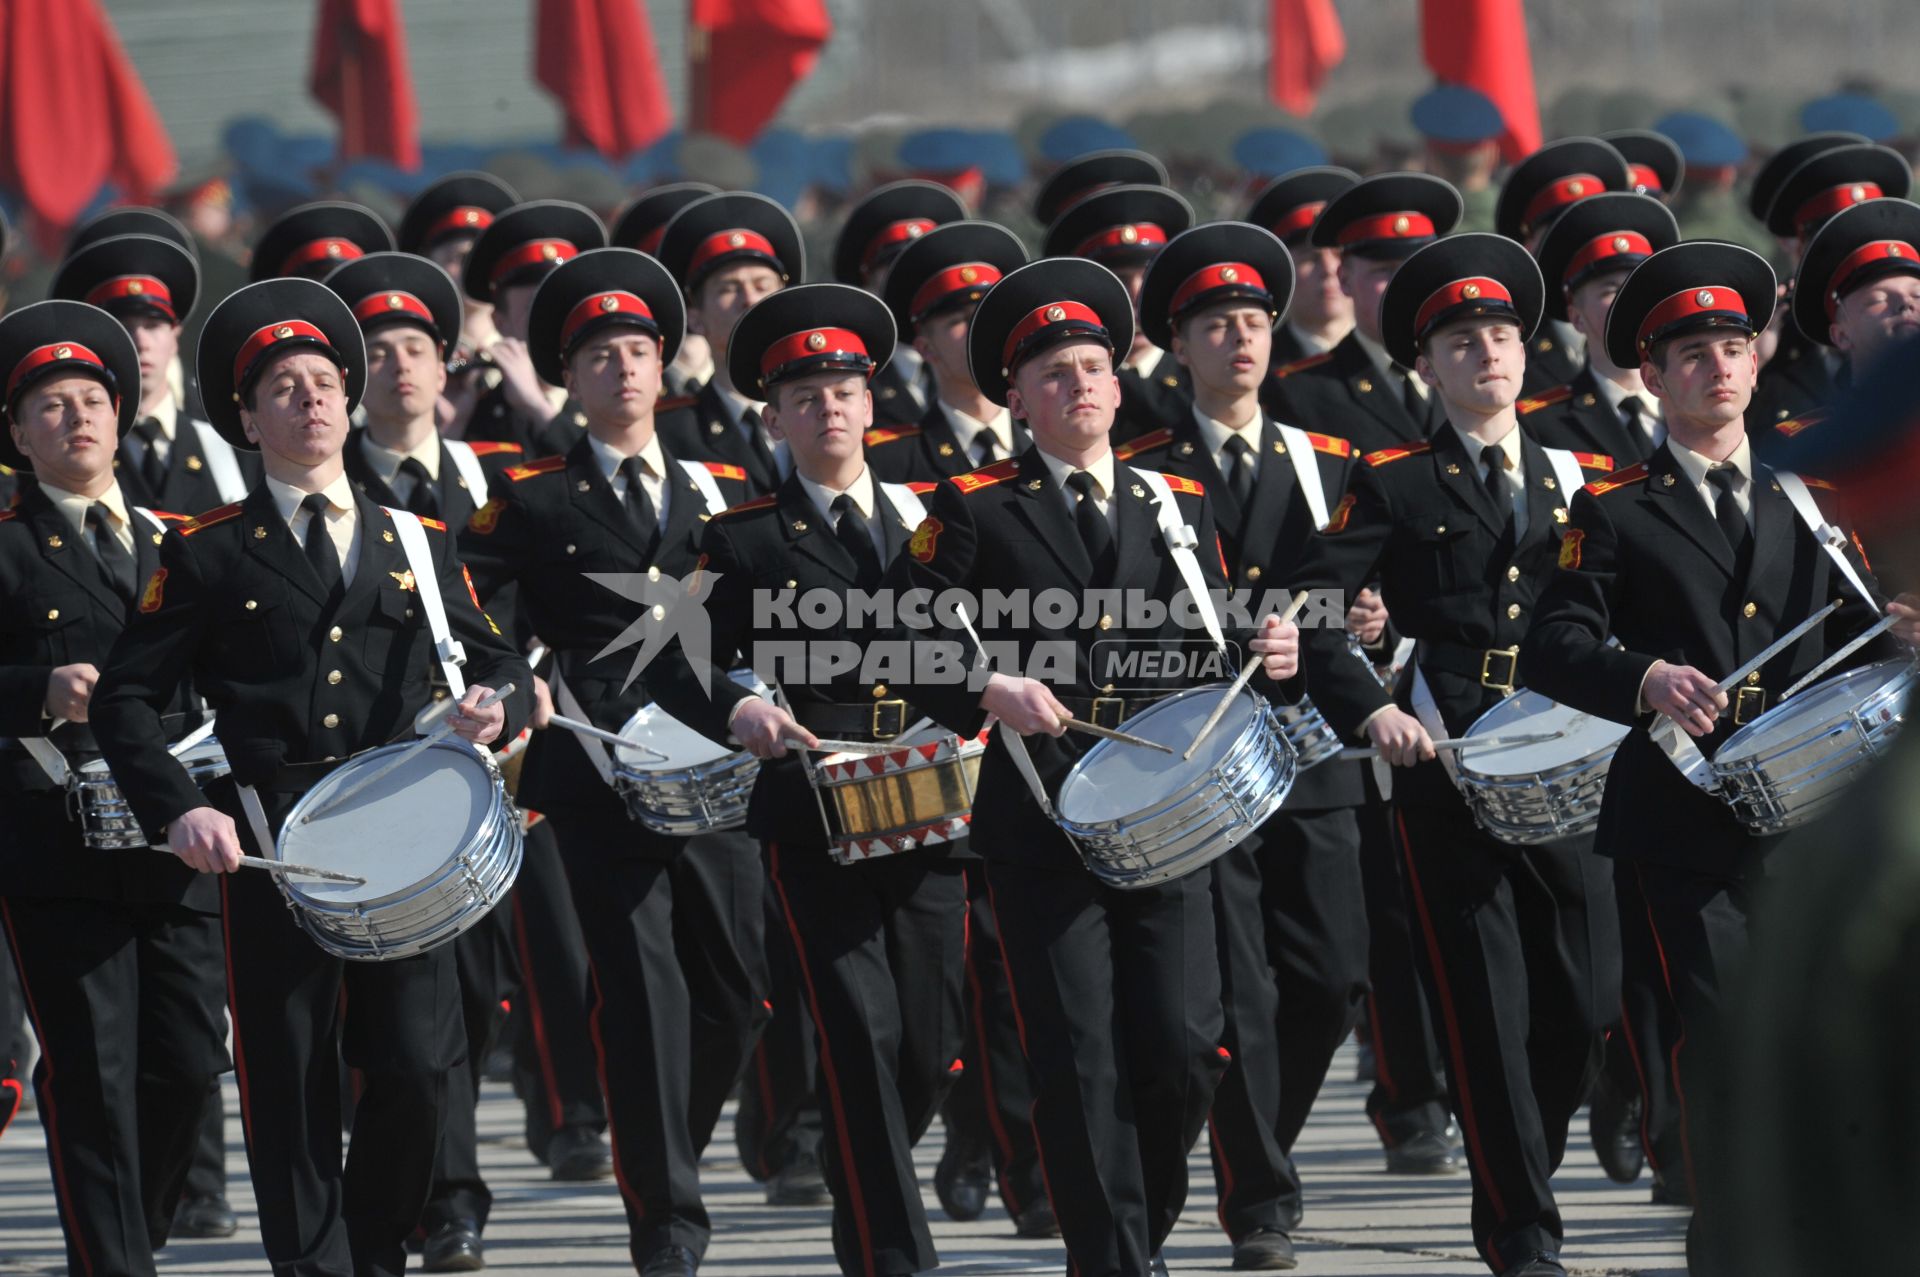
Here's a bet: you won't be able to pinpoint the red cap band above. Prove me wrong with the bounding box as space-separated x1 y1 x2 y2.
6 342 110 403
489 239 578 289
638 226 668 255
1795 181 1884 237
688 228 780 281
1414 277 1514 338
1001 300 1105 370
83 274 176 320
759 327 871 385
281 238 366 275
561 290 657 353
1170 262 1270 317
1271 200 1327 240
1637 285 1750 357
1336 211 1436 247
1520 173 1604 235
1074 223 1168 258
1826 239 1920 317
425 206 495 244
908 262 1004 321
1628 164 1664 195
1564 231 1655 288
861 219 937 273
233 320 332 389
351 290 437 333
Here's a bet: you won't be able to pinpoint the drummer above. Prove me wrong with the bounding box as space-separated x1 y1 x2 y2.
0 301 229 1276
881 256 1300 1277
1516 241 1920 1258
647 282 973 1277
88 278 532 1277
1286 233 1620 1277
456 246 756 1277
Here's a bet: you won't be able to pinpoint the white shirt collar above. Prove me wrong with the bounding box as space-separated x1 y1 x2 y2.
165 356 187 417
799 465 877 524
1451 422 1524 477
1192 402 1264 460
39 480 130 541
1285 321 1335 357
1038 447 1116 500
942 403 1015 456
267 471 357 524
711 377 764 431
1668 434 1752 494
586 430 667 483
359 427 441 484
1124 344 1165 377
140 387 179 437
890 344 925 385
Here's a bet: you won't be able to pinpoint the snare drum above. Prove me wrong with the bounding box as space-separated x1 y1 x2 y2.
1056 685 1295 890
1710 657 1914 834
71 738 230 850
811 727 989 865
610 670 768 835
276 740 523 961
1454 692 1628 843
1274 700 1344 771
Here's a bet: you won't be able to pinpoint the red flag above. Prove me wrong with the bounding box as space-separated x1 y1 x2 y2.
535 0 672 159
1421 0 1541 162
1268 0 1345 117
0 0 177 229
688 0 833 145
310 0 421 170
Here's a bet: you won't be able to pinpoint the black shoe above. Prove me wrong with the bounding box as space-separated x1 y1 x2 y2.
171 1193 239 1239
1384 1129 1459 1174
934 1135 991 1222
1587 1072 1645 1184
548 1125 611 1181
1651 1170 1692 1208
1013 1198 1061 1238
766 1147 830 1206
421 1218 485 1272
1232 1227 1299 1270
639 1244 698 1277
1506 1253 1567 1276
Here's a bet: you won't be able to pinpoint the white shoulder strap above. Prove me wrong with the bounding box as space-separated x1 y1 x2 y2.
187 419 249 503
550 670 616 786
675 458 726 514
1274 424 1332 529
131 507 168 536
1541 447 1586 505
877 481 927 530
1775 470 1875 607
442 440 489 506
384 508 467 698
1129 466 1227 655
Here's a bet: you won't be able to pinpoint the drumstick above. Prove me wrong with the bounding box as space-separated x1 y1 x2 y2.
1183 591 1311 761
547 713 670 761
786 737 904 756
1336 730 1563 761
152 846 367 885
167 718 218 757
1779 613 1900 701
1651 600 1840 738
298 683 516 825
1055 714 1174 754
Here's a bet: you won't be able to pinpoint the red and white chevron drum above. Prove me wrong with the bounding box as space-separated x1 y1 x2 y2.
814 727 990 865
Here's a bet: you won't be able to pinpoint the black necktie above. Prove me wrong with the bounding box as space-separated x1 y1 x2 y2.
1707 465 1752 564
131 417 167 493
831 495 882 586
1066 470 1115 577
742 406 776 475
974 432 999 467
620 456 660 556
86 503 136 601
398 457 439 518
1618 395 1650 440
1223 435 1256 509
301 492 343 595
1400 369 1437 433
1482 444 1515 537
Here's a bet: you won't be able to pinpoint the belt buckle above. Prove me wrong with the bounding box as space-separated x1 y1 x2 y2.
1089 697 1126 729
870 699 906 741
1480 646 1519 694
1733 685 1768 726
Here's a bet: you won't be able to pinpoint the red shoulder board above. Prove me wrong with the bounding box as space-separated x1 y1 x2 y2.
505 455 567 482
863 424 922 447
1516 384 1574 415
1161 472 1205 496
1271 351 1334 379
657 394 697 413
715 494 778 519
1113 427 1174 460
1583 461 1650 497
906 482 939 494
1303 431 1356 458
702 461 748 481
147 509 192 522
0 509 16 523
1571 452 1613 471
1801 476 1836 491
1775 408 1830 439
1363 441 1433 468
181 502 243 535
464 440 523 457
418 516 448 532
950 457 1022 494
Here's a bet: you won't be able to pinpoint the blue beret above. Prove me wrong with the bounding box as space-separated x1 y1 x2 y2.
1411 85 1504 145
1039 116 1136 163
1652 112 1747 168
1232 128 1329 178
1800 93 1901 143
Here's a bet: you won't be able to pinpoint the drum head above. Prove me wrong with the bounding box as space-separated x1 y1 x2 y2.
1058 686 1259 824
1717 658 1913 764
616 669 767 772
281 741 493 902
1457 690 1629 778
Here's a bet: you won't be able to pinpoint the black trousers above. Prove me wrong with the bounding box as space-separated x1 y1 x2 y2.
184 1075 229 1201
1396 796 1619 1273
546 797 768 1267
938 864 1045 1220
1605 858 1686 1178
736 890 822 1181
1207 805 1369 1240
768 841 968 1276
2 890 228 1277
986 859 1227 1277
424 890 517 1231
0 930 24 1136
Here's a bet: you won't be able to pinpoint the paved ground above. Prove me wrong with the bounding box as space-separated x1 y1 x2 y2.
0 1044 1687 1276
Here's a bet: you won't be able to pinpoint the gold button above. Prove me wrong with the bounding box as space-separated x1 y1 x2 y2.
1356 377 1373 393
785 579 798 589
329 626 344 642
405 608 415 620
1101 683 1115 694
1743 602 1757 619
323 755 338 763
244 600 258 611
327 670 342 685
45 608 58 621
565 544 577 555
1506 603 1522 619
1746 671 1761 685
1435 524 1447 535
872 684 888 698
1098 614 1114 631
1507 565 1520 582
1246 565 1262 581
322 713 340 729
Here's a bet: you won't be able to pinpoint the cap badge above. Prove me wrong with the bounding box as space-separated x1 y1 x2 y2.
1220 266 1239 282
908 224 925 238
127 280 144 295
807 331 828 351
600 295 620 312
1392 215 1411 234
1612 236 1631 252
327 242 343 257
1046 305 1067 322
1851 185 1867 201
275 325 295 339
540 243 559 261
960 266 979 283
1567 180 1586 197
1462 283 1481 299
1893 244 1905 257
387 294 404 309
53 345 71 359
1120 225 1140 244
1695 290 1715 307
464 210 480 224
728 232 747 248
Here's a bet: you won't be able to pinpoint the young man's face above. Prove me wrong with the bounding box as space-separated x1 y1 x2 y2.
1832 274 1920 367
240 350 351 467
1565 269 1631 350
1111 262 1154 357
687 263 784 362
1291 245 1352 332
126 315 180 404
1338 254 1399 343
1415 317 1525 414
1006 339 1121 452
9 374 118 491
1642 331 1757 430
1172 302 1273 401
762 371 871 471
427 236 477 293
362 326 448 425
564 329 663 431
911 304 976 395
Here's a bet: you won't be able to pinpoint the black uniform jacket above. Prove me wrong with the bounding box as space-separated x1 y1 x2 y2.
1261 334 1431 456
1516 366 1660 464
864 398 1033 485
1519 321 1584 396
867 359 929 427
1114 355 1194 445
656 381 783 498
1748 309 1841 434
343 431 525 532
114 406 263 516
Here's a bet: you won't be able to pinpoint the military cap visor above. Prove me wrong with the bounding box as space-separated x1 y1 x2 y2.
1764 143 1913 239
1747 132 1869 222
1604 130 1687 201
1245 166 1360 244
832 179 970 285
880 221 1030 336
1380 233 1544 369
461 200 609 304
196 277 366 450
1534 193 1681 322
50 233 202 327
655 191 804 296
250 201 396 283
1139 222 1294 352
610 182 720 254
527 248 687 387
1792 198 1920 346
1032 148 1170 226
0 300 142 471
725 283 896 399
1041 184 1194 265
967 257 1135 407
1603 242 1777 371
67 206 197 261
1494 137 1632 243
397 171 520 256
324 252 464 354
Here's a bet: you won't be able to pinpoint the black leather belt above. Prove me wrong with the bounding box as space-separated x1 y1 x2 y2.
252 759 345 794
1420 643 1522 693
1056 690 1174 729
793 699 912 742
1732 684 1770 726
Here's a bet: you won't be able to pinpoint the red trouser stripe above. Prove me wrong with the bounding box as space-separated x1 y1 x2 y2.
510 894 568 1135
1632 863 1698 1203
963 924 1024 1212
215 879 256 1156
581 959 648 1224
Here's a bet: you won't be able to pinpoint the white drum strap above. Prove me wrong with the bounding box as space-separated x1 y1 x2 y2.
676 458 725 515
1408 660 1463 789
385 509 467 699
1542 448 1586 507
237 783 277 857
1130 467 1227 655
1775 471 1875 607
443 440 489 506
551 672 616 786
877 481 927 529
954 608 1062 825
1274 425 1331 529
187 419 250 502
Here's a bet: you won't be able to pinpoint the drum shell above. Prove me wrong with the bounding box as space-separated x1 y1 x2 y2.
72 743 231 851
611 753 759 835
1275 698 1344 771
812 732 987 865
1454 692 1628 845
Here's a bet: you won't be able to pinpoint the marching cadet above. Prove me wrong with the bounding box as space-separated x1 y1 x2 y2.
648 282 972 1277
249 200 396 283
1518 242 1920 1262
1030 148 1171 229
51 231 261 513
610 183 721 397
1288 234 1622 1277
653 191 807 498
1518 192 1681 463
832 179 971 427
1245 166 1360 369
1263 172 1464 453
883 256 1301 1277
1117 221 1369 1270
395 171 522 435
459 200 609 454
1602 130 1686 204
1492 137 1634 393
89 277 533 1277
1041 184 1195 444
0 300 230 1277
459 247 760 1277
